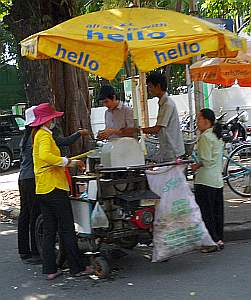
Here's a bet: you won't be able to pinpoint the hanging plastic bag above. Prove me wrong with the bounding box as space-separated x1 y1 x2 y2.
146 165 215 262
91 202 109 228
138 129 148 156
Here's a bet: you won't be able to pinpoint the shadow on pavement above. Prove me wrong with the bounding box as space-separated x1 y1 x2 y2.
0 164 20 177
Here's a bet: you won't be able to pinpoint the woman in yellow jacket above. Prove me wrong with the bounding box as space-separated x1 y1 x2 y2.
31 103 92 280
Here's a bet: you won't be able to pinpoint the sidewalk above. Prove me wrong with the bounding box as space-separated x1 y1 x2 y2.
0 167 20 219
0 167 251 242
224 186 251 241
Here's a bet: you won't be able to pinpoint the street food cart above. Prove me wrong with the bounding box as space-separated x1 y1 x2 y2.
70 138 192 277
21 7 245 277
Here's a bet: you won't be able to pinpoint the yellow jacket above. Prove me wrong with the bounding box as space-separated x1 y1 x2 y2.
33 127 69 194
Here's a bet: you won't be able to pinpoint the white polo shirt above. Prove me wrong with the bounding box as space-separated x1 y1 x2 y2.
105 101 134 138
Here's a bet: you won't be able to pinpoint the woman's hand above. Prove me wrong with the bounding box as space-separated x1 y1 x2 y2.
75 160 85 170
78 129 90 137
67 159 85 170
191 163 202 172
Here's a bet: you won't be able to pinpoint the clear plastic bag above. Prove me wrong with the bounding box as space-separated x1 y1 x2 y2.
91 202 109 228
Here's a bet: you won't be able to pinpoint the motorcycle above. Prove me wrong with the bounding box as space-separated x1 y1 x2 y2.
180 112 196 132
217 107 249 143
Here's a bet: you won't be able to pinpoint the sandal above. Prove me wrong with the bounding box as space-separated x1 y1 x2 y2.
47 270 63 280
201 245 218 253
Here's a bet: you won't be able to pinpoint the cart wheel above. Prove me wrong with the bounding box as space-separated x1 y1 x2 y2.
92 256 110 279
35 214 65 266
118 236 138 249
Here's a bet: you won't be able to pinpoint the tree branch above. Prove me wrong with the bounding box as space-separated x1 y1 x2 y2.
0 57 16 68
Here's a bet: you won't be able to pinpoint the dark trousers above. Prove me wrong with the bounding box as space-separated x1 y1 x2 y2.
18 178 40 256
38 189 82 275
195 184 224 242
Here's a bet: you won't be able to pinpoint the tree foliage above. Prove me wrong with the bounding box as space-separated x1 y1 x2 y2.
0 1 18 66
1 0 250 104
198 0 251 33
0 0 12 19
76 0 103 14
199 0 250 19
100 0 189 11
0 22 17 65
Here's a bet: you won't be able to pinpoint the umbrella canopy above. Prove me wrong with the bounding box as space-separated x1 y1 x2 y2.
190 53 251 87
21 8 246 80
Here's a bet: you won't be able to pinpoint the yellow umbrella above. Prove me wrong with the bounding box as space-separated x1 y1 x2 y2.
21 7 246 80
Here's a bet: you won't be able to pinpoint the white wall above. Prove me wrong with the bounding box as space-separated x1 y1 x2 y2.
147 94 192 126
90 86 251 136
211 86 251 125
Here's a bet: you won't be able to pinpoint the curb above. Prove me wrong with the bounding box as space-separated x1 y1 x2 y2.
224 224 251 242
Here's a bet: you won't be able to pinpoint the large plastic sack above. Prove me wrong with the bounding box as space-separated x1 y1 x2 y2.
91 202 109 228
146 165 215 262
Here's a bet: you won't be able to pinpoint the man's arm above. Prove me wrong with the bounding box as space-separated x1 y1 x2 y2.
109 126 135 137
98 106 135 139
141 125 162 135
53 130 89 147
97 127 134 139
141 99 173 135
98 123 163 139
106 125 162 137
54 131 81 147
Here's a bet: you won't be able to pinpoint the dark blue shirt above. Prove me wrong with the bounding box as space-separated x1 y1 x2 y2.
18 131 81 180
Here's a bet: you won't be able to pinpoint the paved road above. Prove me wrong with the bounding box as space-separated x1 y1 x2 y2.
1 221 251 300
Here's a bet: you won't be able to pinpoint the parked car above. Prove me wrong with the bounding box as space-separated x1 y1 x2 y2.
0 114 25 172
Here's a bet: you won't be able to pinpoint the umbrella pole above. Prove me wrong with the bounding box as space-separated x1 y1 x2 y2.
131 65 140 130
186 64 195 138
139 72 149 127
131 68 149 131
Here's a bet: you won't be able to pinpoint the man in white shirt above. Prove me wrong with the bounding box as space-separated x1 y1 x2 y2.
141 71 185 162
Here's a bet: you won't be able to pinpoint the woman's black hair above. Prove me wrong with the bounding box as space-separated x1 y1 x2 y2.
20 125 32 152
200 108 222 139
32 125 42 144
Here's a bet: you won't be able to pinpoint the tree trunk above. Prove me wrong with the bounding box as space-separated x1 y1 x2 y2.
176 0 182 12
50 61 93 154
5 0 92 154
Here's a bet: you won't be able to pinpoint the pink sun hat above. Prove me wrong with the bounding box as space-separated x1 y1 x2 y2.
30 103 64 127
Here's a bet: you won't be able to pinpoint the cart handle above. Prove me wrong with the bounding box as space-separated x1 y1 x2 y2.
95 159 194 172
69 150 95 160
